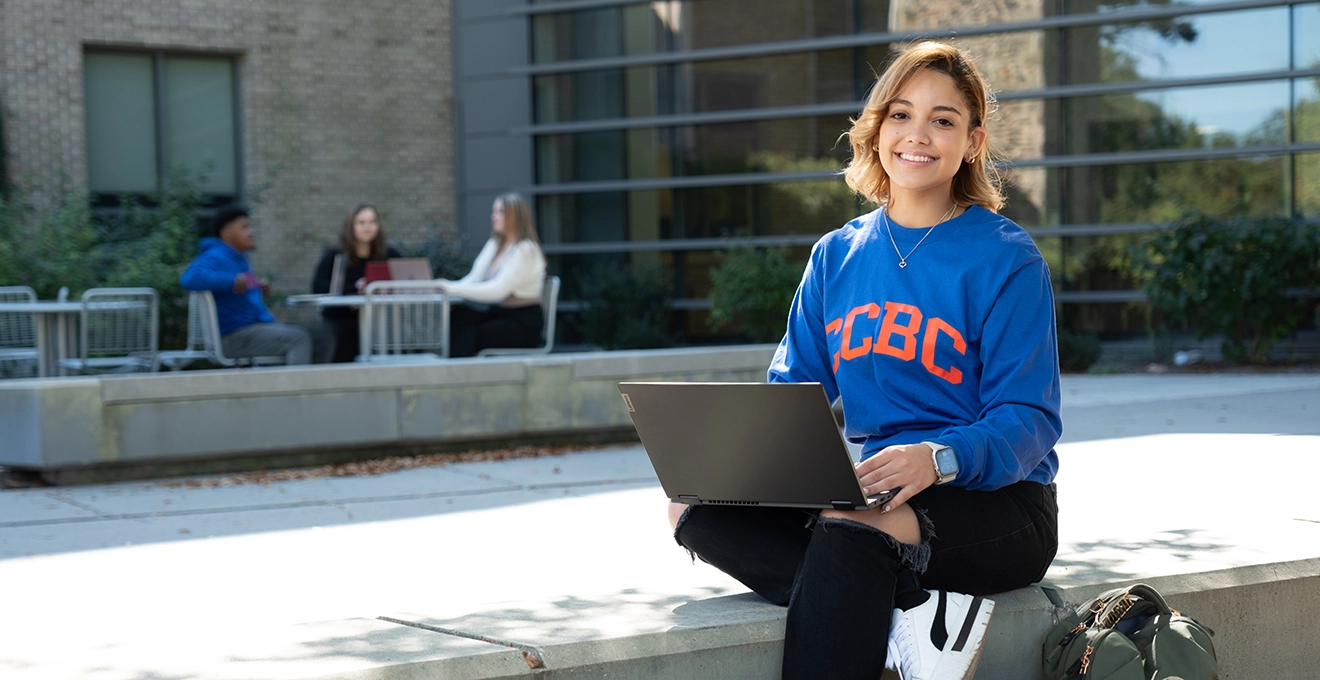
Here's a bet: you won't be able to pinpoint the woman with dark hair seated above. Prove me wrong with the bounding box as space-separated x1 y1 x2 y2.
311 203 401 362
440 192 546 357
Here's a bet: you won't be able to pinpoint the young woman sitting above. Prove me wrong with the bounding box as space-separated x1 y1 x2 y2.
439 192 548 358
310 203 401 362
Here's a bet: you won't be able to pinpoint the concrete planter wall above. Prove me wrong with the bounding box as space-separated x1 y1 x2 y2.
0 346 777 474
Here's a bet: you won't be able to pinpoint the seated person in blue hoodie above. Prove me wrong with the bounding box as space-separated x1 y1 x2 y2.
181 206 333 365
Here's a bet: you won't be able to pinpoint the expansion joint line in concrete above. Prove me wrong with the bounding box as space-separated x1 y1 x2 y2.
378 615 547 669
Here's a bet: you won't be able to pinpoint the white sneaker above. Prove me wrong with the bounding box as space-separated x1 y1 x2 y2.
887 589 995 680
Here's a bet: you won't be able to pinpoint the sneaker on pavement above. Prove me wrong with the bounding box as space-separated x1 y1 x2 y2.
887 589 994 680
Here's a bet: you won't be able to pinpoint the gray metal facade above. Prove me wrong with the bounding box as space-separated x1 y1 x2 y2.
451 0 1319 338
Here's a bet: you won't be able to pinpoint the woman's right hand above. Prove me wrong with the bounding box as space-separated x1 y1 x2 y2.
854 442 939 513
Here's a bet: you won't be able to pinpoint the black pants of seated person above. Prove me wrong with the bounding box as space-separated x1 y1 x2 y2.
322 316 361 363
448 303 543 358
673 480 1058 679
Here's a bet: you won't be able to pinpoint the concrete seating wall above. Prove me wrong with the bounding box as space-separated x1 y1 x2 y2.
0 345 777 474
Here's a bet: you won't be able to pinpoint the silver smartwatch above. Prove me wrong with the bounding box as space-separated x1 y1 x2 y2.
924 442 958 485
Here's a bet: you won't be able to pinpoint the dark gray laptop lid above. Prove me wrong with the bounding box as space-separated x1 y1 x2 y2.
618 382 877 510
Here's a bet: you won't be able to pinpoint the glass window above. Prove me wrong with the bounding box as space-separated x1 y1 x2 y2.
1063 0 1264 13
84 53 158 194
1299 153 1320 218
533 46 889 124
537 179 864 246
1057 81 1290 156
992 99 1048 163
164 58 236 195
535 114 854 184
676 179 862 239
1057 156 1291 225
533 7 625 63
1062 7 1291 86
84 50 238 199
1059 301 1153 338
531 0 888 63
1296 3 1320 69
1001 167 1051 227
1298 79 1320 143
1059 232 1145 292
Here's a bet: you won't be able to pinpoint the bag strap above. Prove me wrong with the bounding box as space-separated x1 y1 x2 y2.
1095 583 1174 629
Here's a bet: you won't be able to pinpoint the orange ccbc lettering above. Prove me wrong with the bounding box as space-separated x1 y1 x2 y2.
922 317 967 384
874 302 923 361
825 318 843 373
840 303 881 361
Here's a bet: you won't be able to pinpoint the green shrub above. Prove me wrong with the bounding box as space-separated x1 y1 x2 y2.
0 183 101 298
1133 212 1320 363
574 261 673 350
1057 329 1102 372
396 226 469 280
707 246 805 343
100 169 210 348
0 169 237 350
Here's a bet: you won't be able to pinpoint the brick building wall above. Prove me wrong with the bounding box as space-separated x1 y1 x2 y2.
0 0 455 298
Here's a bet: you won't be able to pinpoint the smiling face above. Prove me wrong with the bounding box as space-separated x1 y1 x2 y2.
352 207 380 246
876 68 985 206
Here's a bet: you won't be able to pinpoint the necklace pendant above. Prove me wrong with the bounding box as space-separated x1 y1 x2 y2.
898 260 907 268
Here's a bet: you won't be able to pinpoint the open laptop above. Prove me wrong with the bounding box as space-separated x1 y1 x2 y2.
387 257 434 281
364 258 435 286
618 382 896 510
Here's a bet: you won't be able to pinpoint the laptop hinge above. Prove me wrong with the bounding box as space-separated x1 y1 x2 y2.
677 495 701 505
830 500 855 511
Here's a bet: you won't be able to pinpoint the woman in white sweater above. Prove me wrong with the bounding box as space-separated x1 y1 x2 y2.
440 192 547 357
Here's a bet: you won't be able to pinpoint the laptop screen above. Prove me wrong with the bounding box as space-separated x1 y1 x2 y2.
364 261 391 286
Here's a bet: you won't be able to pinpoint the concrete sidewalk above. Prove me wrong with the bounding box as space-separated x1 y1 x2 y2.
1 373 1318 678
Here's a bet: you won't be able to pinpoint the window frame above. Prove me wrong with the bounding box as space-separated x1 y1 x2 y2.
83 46 243 208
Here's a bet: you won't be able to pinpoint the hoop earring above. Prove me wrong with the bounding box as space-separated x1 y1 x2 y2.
966 156 976 164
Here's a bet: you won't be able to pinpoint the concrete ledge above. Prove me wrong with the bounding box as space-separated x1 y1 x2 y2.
248 557 1319 679
0 346 777 473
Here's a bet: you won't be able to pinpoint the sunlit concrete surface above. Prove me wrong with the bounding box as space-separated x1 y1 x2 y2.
0 373 1317 678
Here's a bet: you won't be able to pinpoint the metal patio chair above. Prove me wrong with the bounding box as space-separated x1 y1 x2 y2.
58 287 159 374
0 286 39 378
477 275 561 357
183 291 286 368
360 280 450 362
156 292 212 371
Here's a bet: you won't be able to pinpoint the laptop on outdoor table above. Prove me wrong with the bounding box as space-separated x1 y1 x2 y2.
364 258 435 286
617 382 896 510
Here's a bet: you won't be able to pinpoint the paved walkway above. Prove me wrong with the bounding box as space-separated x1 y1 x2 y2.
1 373 1318 678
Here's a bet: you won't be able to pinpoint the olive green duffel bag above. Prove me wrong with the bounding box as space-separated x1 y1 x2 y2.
1042 583 1218 679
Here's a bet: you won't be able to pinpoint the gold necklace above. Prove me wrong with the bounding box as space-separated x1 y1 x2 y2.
883 202 958 269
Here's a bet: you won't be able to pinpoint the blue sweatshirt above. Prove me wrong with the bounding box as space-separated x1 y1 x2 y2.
768 205 1061 491
179 237 273 336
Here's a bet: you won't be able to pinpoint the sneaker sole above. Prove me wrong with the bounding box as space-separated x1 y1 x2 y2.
933 596 995 680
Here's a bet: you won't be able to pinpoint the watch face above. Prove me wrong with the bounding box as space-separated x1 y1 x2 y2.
935 447 959 476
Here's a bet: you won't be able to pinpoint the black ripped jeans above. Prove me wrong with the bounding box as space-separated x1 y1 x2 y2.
673 480 1058 679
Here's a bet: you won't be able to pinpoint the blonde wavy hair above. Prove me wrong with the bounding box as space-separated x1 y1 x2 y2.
843 41 1004 212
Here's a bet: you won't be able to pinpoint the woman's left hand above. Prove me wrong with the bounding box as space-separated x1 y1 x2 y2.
855 443 939 513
